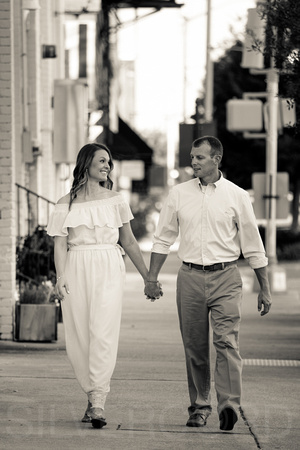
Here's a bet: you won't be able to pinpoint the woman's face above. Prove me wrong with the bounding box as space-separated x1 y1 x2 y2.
88 149 111 183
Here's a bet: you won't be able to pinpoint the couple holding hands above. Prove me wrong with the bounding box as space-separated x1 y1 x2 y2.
47 137 271 431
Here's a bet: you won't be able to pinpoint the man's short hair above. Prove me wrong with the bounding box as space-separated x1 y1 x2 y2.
192 136 223 158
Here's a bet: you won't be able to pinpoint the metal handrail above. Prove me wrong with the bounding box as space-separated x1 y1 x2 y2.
15 183 55 242
15 184 56 287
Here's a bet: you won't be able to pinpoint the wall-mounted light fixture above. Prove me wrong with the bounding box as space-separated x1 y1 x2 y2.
42 45 57 59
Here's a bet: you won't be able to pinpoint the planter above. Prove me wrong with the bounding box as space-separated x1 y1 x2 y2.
15 302 59 342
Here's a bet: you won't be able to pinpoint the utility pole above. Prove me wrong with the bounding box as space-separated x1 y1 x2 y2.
226 2 287 292
204 0 213 122
182 16 188 122
97 0 111 145
265 64 279 265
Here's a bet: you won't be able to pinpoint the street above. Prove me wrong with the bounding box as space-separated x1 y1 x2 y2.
0 251 299 450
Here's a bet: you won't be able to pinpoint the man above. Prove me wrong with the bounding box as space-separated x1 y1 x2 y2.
144 136 272 431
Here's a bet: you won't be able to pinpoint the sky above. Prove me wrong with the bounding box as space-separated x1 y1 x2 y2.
117 0 257 133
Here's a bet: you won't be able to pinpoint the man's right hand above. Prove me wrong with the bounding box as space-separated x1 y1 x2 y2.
144 281 163 302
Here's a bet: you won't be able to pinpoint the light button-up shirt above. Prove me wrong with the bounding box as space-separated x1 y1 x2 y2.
152 174 268 269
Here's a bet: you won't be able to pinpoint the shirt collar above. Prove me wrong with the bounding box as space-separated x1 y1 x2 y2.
197 171 224 189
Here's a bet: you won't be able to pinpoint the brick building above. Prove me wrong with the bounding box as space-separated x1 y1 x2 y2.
0 0 95 340
0 0 157 340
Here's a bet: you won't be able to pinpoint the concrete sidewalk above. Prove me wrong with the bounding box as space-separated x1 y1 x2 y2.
1 257 300 450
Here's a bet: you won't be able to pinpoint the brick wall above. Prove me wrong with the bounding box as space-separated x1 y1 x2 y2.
0 0 16 340
0 0 94 340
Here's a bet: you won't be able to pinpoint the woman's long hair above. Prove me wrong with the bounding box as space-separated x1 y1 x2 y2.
69 143 114 209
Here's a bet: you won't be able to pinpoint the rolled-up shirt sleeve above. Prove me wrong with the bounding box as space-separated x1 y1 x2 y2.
237 193 268 269
152 191 179 254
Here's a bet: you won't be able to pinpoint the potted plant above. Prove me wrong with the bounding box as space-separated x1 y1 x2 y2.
15 226 60 342
15 279 59 342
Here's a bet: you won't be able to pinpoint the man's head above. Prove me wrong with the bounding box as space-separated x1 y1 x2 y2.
190 136 223 183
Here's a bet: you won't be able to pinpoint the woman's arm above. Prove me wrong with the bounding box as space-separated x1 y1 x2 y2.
54 235 70 300
118 222 148 282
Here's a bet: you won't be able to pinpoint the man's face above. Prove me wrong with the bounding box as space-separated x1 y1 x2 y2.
190 143 218 179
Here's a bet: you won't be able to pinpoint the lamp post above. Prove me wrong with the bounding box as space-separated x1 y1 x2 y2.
265 64 279 265
204 0 213 123
182 0 213 123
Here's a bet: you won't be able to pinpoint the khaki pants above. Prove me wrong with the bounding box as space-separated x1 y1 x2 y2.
176 263 243 416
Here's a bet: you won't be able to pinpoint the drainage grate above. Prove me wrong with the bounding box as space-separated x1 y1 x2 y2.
243 359 300 367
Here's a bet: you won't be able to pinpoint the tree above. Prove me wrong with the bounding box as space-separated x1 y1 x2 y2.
213 40 300 232
259 0 300 231
213 40 266 189
260 0 300 130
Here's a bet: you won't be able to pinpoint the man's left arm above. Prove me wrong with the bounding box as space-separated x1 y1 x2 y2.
254 266 272 316
237 192 272 316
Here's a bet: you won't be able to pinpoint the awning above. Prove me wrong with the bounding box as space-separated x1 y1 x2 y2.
108 117 153 166
97 117 154 194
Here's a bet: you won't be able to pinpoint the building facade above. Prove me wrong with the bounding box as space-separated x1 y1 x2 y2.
0 0 97 340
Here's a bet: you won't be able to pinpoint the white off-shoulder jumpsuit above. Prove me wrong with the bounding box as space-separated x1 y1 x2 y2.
47 194 133 409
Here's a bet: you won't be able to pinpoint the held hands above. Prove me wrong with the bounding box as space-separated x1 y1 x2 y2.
144 280 163 302
55 275 70 301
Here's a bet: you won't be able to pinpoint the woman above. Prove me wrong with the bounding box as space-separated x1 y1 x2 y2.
47 143 149 429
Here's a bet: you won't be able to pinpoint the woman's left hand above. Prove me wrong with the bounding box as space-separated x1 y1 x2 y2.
55 276 69 301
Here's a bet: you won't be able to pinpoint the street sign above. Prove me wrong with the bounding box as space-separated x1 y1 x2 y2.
252 172 289 219
241 7 266 70
226 99 263 132
121 160 144 180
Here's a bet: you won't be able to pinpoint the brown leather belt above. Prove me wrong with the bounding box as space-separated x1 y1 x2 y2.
183 260 238 271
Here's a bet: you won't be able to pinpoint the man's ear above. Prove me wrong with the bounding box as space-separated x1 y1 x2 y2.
214 155 222 165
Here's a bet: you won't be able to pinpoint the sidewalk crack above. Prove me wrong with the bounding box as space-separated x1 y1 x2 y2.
239 406 262 449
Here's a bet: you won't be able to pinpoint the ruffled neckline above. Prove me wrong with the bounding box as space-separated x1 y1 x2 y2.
47 194 133 236
56 194 125 209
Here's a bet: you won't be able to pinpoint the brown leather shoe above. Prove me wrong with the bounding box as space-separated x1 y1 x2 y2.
90 407 107 429
219 407 238 431
186 411 210 427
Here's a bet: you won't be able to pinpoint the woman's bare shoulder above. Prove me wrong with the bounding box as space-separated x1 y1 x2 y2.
109 190 122 198
56 194 70 205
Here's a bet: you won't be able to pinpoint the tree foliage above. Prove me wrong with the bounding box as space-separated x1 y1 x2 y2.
213 39 300 231
260 0 300 130
213 40 266 189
